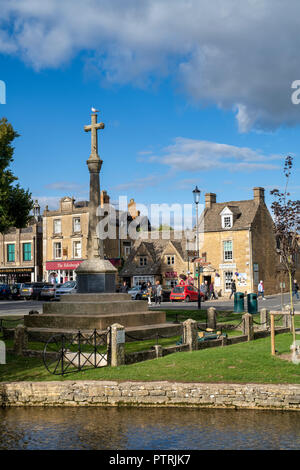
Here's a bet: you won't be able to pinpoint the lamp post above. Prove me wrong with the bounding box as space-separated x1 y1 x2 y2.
193 186 201 310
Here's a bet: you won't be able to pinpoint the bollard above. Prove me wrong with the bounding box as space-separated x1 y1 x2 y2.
108 323 125 367
260 308 269 331
207 307 217 330
182 319 198 351
283 305 293 332
242 313 254 341
13 324 28 356
153 344 163 359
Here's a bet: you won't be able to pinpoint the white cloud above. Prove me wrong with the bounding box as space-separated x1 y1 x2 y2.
2 1 300 130
148 137 282 172
114 174 162 191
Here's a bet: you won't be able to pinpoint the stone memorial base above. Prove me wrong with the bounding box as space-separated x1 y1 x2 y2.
75 258 117 293
23 293 181 342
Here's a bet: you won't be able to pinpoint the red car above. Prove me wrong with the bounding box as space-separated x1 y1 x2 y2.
170 285 205 303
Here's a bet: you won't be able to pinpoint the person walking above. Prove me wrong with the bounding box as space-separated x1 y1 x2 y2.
120 281 128 293
209 282 216 300
258 280 265 299
154 280 162 306
229 279 236 299
146 281 153 306
293 279 299 300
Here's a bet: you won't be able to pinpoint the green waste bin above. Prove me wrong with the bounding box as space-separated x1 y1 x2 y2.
234 292 244 313
247 293 258 314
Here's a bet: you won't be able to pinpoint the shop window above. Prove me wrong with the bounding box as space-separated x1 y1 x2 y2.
7 244 15 262
223 240 233 261
23 243 31 261
53 219 61 234
224 271 233 291
53 242 62 259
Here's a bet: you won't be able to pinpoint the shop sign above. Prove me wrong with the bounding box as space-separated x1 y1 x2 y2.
46 260 84 270
164 271 178 278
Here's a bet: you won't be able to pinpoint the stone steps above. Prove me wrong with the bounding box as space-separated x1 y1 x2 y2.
43 300 147 315
25 310 166 330
60 293 130 302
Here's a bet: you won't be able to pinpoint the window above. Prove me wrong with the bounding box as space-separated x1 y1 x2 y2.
167 255 175 265
73 241 81 258
139 257 147 266
53 219 61 234
73 217 81 233
223 240 233 261
223 216 232 228
224 271 233 291
7 244 15 262
123 242 131 258
165 279 178 288
53 242 62 259
23 243 31 261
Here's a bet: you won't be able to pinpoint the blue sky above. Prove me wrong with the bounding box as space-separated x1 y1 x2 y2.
0 0 299 222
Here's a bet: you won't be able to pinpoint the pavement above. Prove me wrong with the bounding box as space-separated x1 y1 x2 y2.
0 292 299 317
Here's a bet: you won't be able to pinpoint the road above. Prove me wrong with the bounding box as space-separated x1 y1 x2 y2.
0 292 299 317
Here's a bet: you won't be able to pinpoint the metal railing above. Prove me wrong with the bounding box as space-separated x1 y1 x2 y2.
43 329 109 376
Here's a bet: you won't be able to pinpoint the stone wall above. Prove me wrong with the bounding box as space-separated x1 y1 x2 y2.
1 381 299 410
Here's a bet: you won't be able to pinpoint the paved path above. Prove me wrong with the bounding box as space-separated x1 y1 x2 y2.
0 292 299 317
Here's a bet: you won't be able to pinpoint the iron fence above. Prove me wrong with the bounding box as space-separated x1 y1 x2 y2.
43 328 109 376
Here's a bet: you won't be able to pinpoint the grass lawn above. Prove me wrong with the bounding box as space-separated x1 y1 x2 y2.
0 333 299 384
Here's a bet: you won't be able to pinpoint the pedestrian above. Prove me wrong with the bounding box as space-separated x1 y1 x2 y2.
154 280 162 305
293 279 299 300
258 280 265 299
229 279 236 299
209 282 216 300
121 281 128 293
146 281 153 306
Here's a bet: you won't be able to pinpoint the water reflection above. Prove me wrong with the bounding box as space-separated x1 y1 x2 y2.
0 407 299 450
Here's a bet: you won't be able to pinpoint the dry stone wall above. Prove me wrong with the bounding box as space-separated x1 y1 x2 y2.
1 381 299 410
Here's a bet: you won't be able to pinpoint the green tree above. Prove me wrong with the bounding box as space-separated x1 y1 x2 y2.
0 118 33 233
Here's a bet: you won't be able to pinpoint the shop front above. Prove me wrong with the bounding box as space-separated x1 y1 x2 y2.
0 267 34 284
45 260 84 284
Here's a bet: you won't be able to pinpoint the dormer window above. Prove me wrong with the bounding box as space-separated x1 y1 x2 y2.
220 207 233 229
139 257 147 266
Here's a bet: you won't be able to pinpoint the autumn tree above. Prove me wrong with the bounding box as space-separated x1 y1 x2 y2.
270 155 300 348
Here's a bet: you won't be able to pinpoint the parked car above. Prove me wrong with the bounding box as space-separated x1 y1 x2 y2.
10 283 25 300
170 285 205 303
20 282 52 300
55 281 77 299
40 284 61 301
128 285 146 300
0 284 11 299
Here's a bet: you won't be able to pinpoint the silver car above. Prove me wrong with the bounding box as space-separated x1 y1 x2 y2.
128 285 144 300
55 281 77 299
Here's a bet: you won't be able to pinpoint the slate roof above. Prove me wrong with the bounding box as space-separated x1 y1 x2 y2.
119 238 188 277
202 200 259 232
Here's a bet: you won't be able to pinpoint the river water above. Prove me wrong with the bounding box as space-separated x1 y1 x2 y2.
0 407 299 450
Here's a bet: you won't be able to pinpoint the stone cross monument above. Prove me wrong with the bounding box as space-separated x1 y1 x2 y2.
75 110 117 293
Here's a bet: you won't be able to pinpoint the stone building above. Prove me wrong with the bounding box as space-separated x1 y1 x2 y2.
42 194 145 283
120 187 300 296
119 231 193 288
193 187 300 296
0 200 43 284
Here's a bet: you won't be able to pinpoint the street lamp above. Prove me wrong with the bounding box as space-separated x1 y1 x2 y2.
193 186 201 310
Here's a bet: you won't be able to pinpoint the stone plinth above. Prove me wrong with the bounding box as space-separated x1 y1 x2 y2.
75 258 117 293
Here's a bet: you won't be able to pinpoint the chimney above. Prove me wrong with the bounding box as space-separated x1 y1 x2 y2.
205 193 217 209
253 187 265 205
100 190 110 207
128 198 140 219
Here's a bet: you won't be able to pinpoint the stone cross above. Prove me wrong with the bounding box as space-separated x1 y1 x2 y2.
84 112 105 159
